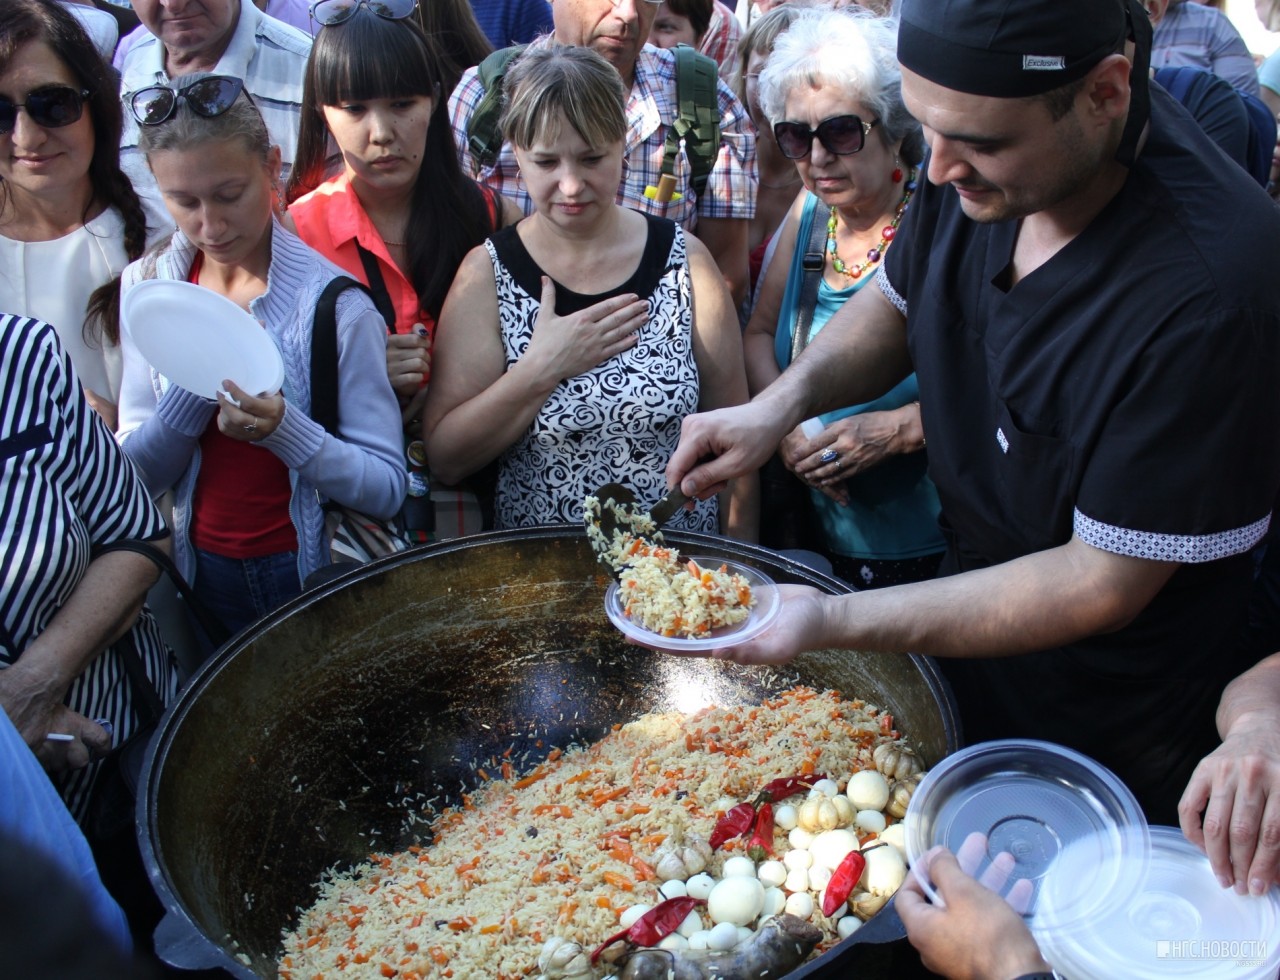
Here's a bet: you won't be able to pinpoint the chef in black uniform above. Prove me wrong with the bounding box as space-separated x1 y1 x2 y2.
663 0 1280 824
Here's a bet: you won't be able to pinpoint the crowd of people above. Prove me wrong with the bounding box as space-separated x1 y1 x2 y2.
2 0 1280 974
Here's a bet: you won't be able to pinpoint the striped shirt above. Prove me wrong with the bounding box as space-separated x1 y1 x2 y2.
449 41 757 230
1151 2 1260 97
0 313 177 822
116 1 312 223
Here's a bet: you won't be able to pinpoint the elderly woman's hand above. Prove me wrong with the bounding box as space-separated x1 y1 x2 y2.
522 278 648 389
216 381 286 443
0 660 110 771
787 404 926 501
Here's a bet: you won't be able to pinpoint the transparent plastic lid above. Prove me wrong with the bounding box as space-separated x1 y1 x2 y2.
1035 826 1280 979
904 739 1151 932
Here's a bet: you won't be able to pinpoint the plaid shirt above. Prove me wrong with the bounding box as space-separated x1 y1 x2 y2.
1151 2 1260 97
117 2 312 219
448 41 757 229
700 1 742 82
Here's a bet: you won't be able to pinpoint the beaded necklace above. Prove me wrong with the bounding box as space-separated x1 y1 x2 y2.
826 171 917 280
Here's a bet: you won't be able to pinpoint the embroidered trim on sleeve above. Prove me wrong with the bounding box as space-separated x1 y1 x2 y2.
875 266 907 316
1074 509 1270 563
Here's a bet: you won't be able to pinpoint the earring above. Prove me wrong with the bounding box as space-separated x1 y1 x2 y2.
891 156 903 184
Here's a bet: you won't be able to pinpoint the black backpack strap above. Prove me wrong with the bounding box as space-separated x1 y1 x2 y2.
790 199 830 366
355 244 397 329
311 276 371 436
666 44 721 202
467 44 528 169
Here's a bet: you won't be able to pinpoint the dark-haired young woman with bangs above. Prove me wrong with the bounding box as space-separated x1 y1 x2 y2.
285 0 520 540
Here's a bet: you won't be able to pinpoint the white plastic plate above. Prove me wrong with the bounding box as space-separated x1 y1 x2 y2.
604 556 781 653
122 279 284 400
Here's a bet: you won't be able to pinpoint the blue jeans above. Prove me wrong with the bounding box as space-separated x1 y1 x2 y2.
194 548 302 637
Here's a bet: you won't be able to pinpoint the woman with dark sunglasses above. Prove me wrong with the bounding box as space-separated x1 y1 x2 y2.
285 6 519 540
116 75 405 635
744 7 944 589
0 0 166 431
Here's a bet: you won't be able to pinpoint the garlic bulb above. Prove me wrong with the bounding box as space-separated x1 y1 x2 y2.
850 890 891 920
816 799 841 832
798 798 823 833
873 742 923 782
537 938 593 978
885 772 924 820
654 848 687 882
831 795 855 827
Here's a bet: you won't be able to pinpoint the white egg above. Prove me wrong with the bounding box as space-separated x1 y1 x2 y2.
879 823 908 862
735 926 754 944
685 873 716 900
782 848 813 871
723 856 757 879
811 778 840 798
846 770 890 811
677 909 703 938
837 915 862 939
784 866 810 893
784 891 814 918
658 933 689 952
855 809 887 834
757 860 787 888
707 921 739 951
863 845 907 896
774 804 799 831
762 886 787 916
659 879 689 900
619 905 651 929
707 876 765 926
808 864 832 892
788 827 815 850
687 930 711 950
809 829 859 871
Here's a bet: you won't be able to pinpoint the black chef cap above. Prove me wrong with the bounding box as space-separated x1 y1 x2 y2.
898 0 1152 166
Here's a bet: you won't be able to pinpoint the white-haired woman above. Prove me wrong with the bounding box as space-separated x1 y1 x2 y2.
745 6 942 587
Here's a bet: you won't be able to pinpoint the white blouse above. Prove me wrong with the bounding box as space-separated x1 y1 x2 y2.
0 208 131 402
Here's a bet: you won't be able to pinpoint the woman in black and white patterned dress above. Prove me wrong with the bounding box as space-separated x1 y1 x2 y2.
0 312 178 823
424 47 756 537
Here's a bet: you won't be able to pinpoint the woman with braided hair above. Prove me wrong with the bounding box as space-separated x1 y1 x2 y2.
0 0 167 430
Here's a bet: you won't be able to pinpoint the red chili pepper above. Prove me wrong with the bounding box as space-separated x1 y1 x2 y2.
757 774 825 804
822 849 867 917
590 897 704 963
746 801 774 862
709 801 756 850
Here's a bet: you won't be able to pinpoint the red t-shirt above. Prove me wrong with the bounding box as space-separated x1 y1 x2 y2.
186 252 298 558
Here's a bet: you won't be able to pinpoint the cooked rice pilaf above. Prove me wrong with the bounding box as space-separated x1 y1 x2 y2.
280 687 912 980
584 494 755 638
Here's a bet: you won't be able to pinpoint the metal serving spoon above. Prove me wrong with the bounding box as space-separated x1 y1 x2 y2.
588 483 690 575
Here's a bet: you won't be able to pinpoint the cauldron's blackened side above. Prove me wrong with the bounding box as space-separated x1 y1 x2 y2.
139 528 960 978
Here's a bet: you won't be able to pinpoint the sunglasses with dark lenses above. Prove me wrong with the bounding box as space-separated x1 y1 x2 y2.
0 85 90 135
129 75 245 126
773 114 880 161
310 0 418 27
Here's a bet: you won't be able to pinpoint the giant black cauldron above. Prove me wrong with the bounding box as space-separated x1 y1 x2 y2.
139 528 960 977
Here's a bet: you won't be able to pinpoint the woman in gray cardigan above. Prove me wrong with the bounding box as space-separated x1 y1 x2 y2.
117 74 404 634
